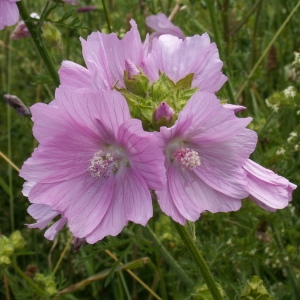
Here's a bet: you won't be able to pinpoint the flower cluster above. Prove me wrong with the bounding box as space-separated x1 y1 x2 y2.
20 14 296 244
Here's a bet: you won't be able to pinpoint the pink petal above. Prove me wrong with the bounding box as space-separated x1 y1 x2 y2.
158 163 242 223
223 103 246 113
182 92 253 143
146 13 185 40
142 34 227 92
81 20 143 89
118 119 166 190
194 129 257 199
44 217 67 240
243 159 297 211
27 204 59 230
86 168 153 243
58 61 93 88
0 0 19 30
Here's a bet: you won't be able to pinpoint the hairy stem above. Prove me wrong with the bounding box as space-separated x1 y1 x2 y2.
173 221 224 300
16 1 60 86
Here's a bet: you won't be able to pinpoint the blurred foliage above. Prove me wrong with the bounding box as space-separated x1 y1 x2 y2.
0 0 300 299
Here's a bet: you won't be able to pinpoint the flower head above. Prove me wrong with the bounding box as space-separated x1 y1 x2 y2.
59 20 226 93
0 0 20 30
20 88 166 243
155 91 258 224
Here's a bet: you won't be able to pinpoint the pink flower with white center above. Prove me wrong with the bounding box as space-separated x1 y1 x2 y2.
155 91 259 224
58 20 226 93
0 0 20 30
20 88 166 243
146 13 185 40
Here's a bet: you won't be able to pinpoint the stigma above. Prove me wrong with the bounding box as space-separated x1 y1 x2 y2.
88 150 117 179
174 147 201 170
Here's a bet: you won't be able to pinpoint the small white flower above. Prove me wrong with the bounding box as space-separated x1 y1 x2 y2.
283 86 296 98
287 131 297 143
276 147 286 155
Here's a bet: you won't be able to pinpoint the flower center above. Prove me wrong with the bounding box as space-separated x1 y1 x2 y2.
88 150 117 179
174 147 201 170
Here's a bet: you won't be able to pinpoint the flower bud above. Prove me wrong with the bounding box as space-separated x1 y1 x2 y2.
10 230 26 250
4 94 31 116
125 59 140 78
11 13 39 41
77 6 98 13
154 101 175 122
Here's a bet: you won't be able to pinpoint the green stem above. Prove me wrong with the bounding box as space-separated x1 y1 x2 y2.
101 0 112 33
11 258 46 297
145 225 194 287
52 235 73 275
235 1 300 101
173 221 224 300
205 0 235 104
257 110 276 136
16 1 60 86
6 30 14 232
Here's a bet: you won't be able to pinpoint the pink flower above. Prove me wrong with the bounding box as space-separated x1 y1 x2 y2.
59 20 226 93
11 13 39 40
155 91 260 224
243 159 296 211
0 0 20 30
20 88 166 243
146 13 185 40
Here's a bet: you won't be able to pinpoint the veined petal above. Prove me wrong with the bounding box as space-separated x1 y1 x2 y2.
27 204 59 230
86 168 152 243
158 163 242 222
58 61 93 88
243 159 297 211
81 20 143 89
146 13 185 40
142 33 227 92
118 119 166 190
44 217 67 240
182 92 253 143
0 0 19 30
194 129 257 198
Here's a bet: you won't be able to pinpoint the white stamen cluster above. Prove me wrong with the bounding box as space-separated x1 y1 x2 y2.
89 150 116 179
174 147 201 170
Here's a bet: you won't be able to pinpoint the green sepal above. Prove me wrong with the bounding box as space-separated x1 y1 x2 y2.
192 283 227 300
123 70 150 98
117 88 154 129
240 276 275 300
150 73 198 112
152 114 178 130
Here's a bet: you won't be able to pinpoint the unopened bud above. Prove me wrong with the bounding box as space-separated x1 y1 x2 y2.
11 13 40 41
4 94 31 116
125 59 140 78
10 231 26 250
77 6 98 13
11 22 30 40
154 102 175 122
